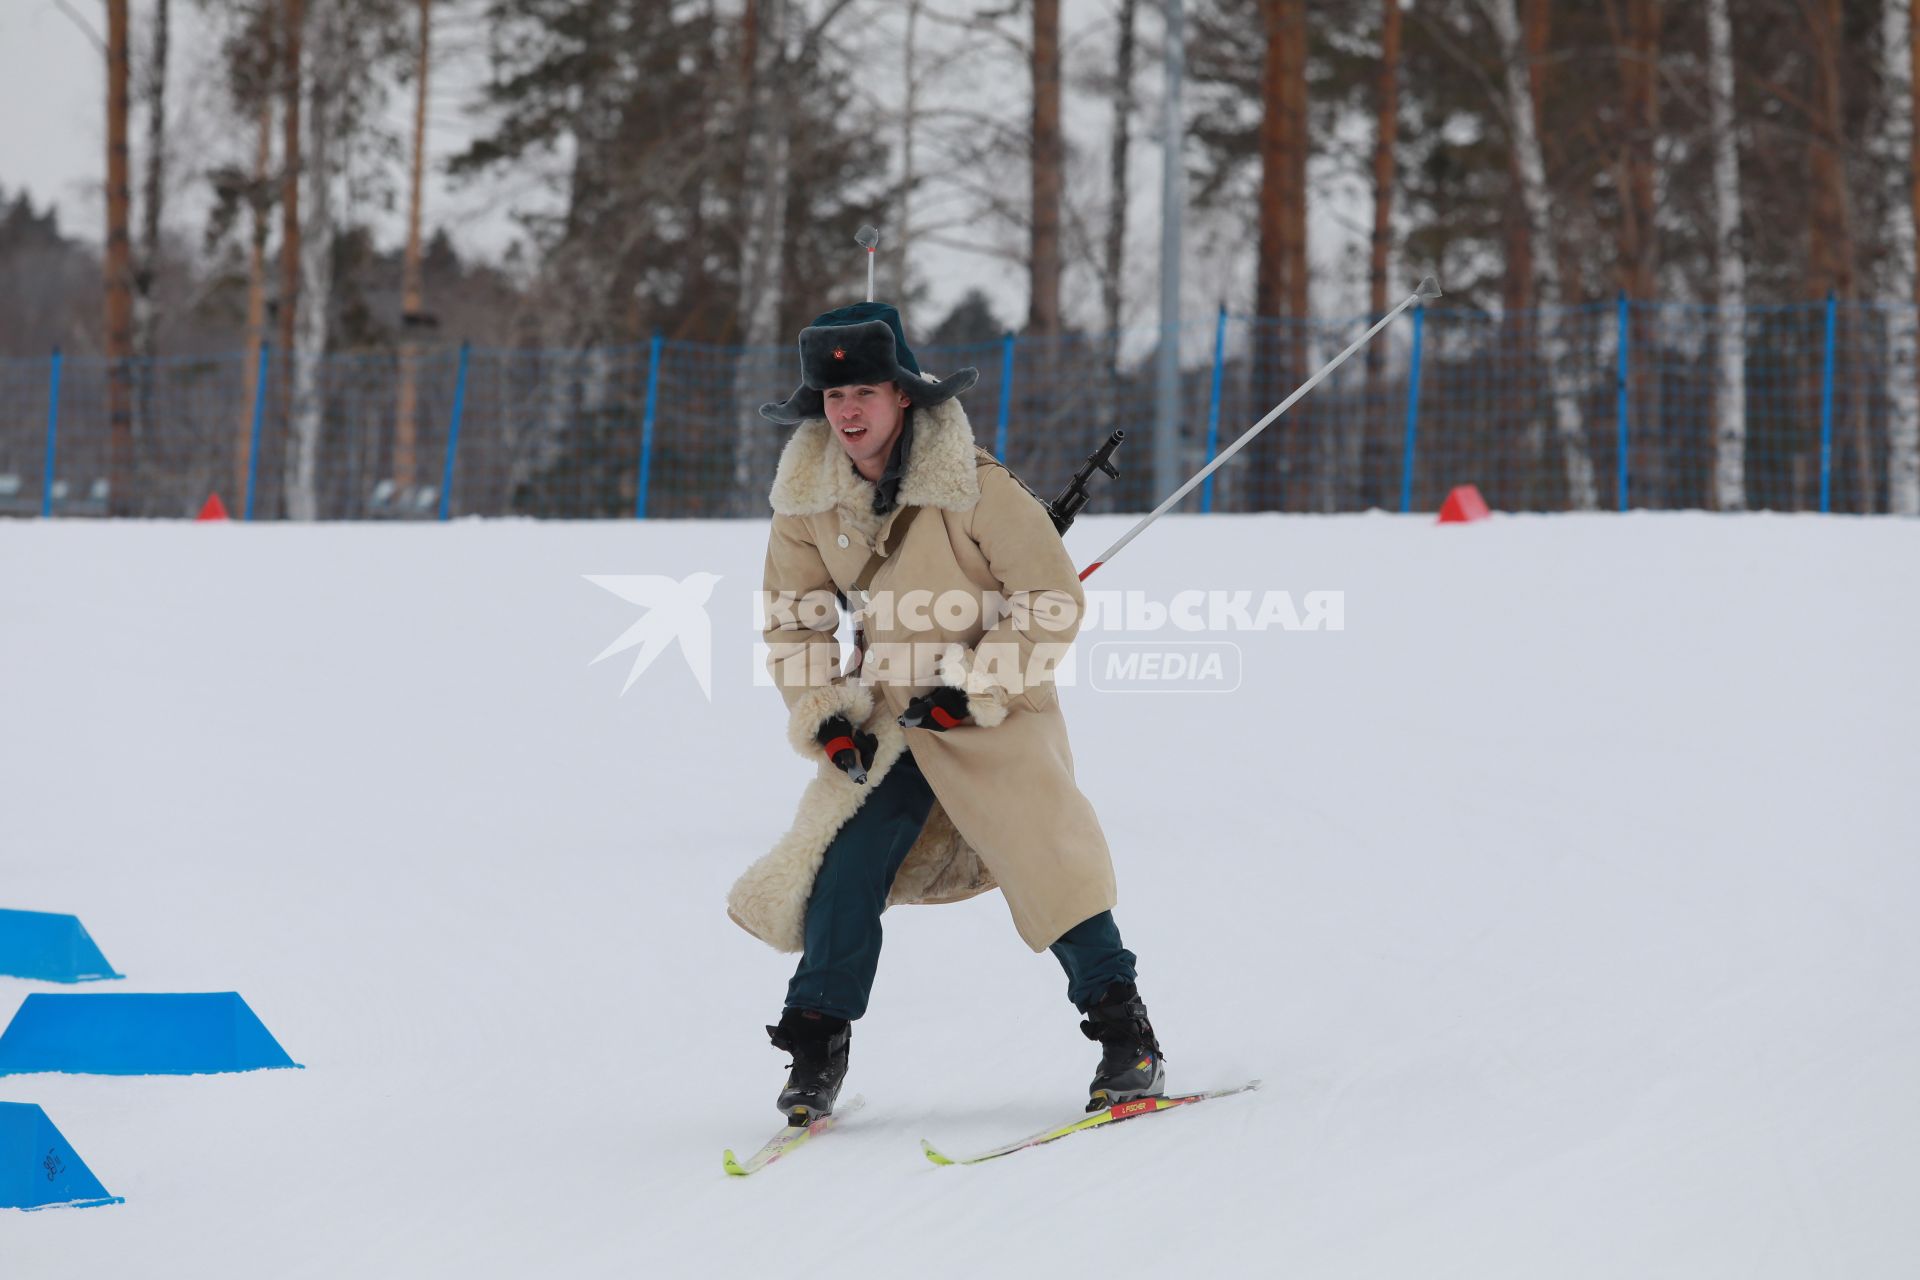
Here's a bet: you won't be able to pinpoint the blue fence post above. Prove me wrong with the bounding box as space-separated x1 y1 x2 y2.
41 348 62 518
438 342 471 522
1201 306 1228 513
1819 291 1836 513
635 333 663 519
994 332 1016 462
1616 291 1631 512
244 341 270 521
1399 306 1426 513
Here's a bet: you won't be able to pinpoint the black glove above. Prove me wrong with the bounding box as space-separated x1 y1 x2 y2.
898 685 971 732
816 714 878 784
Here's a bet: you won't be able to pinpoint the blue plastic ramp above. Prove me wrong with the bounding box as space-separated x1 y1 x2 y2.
0 992 302 1076
0 1102 123 1209
0 909 123 982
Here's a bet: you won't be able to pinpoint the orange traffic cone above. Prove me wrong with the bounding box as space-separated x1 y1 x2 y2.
196 492 231 522
1437 484 1490 524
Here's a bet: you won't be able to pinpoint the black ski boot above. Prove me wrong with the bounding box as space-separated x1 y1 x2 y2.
767 1008 851 1126
1079 981 1167 1112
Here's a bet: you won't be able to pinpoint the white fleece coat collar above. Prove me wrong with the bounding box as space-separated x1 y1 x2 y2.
767 393 982 517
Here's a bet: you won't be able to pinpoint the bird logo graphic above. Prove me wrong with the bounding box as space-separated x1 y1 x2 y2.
584 572 722 699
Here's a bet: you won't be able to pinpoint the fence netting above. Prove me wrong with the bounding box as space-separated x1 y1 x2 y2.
2 301 1913 519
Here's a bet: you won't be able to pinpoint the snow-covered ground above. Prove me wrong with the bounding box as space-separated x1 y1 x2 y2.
2 512 1915 1277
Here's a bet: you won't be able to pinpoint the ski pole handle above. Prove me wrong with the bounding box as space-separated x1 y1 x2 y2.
816 715 876 784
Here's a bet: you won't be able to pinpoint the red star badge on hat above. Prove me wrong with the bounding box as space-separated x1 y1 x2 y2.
833 347 847 360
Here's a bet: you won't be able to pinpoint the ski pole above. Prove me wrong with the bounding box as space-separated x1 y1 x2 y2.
1078 276 1441 581
855 225 880 301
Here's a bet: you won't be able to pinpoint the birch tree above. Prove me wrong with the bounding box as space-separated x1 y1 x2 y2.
731 0 792 509
1886 0 1920 514
284 0 340 520
394 0 433 493
283 0 406 520
1706 0 1748 511
892 0 926 309
1485 0 1597 510
728 0 869 510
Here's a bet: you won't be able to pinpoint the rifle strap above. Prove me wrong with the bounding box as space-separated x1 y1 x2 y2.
846 504 923 667
851 503 923 596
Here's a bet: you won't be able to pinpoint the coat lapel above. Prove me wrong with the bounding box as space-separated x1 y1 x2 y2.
768 394 984 518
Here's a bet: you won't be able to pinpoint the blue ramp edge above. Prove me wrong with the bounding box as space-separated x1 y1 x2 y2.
0 909 124 983
0 1102 123 1210
0 992 303 1077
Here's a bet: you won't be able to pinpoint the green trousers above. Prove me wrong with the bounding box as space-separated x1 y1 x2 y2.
785 750 1137 1021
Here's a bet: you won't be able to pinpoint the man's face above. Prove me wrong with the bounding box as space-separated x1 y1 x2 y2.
823 382 912 472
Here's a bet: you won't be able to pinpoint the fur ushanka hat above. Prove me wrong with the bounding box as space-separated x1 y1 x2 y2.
759 301 979 426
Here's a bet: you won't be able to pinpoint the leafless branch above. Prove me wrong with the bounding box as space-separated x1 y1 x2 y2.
47 0 106 56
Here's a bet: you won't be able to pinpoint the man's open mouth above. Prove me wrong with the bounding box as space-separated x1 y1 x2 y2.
840 425 867 439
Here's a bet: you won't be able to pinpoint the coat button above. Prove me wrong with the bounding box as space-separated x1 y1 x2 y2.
837 533 850 548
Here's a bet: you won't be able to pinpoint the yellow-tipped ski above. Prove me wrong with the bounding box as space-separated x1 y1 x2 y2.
723 1096 864 1177
921 1081 1260 1167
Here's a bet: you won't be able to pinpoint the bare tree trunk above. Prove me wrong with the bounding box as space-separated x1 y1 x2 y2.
1367 2 1401 333
893 0 924 308
1499 0 1548 501
731 0 791 509
1617 0 1658 302
1488 0 1597 509
1501 0 1548 313
1806 0 1867 508
106 0 135 515
277 0 304 515
1255 0 1308 323
1618 0 1660 505
1253 0 1308 509
395 0 433 491
1255 0 1289 327
135 0 170 472
1102 0 1138 358
1029 0 1062 336
286 2 339 522
1280 4 1308 334
1094 0 1138 456
1887 0 1920 514
237 91 274 504
1359 0 1401 508
1277 0 1321 508
1706 0 1748 512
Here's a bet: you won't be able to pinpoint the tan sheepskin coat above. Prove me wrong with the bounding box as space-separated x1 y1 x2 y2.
725 394 1116 953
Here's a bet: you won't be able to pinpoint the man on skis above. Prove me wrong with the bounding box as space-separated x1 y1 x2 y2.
728 300 1165 1124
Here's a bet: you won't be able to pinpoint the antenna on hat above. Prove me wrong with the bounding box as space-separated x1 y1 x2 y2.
854 224 880 301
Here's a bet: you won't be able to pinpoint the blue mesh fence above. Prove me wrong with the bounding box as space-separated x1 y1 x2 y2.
2 301 1915 520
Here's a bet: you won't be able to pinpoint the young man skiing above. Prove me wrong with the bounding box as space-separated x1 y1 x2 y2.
727 301 1165 1123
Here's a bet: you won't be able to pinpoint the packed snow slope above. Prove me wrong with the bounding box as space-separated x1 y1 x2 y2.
1 513 1915 1278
